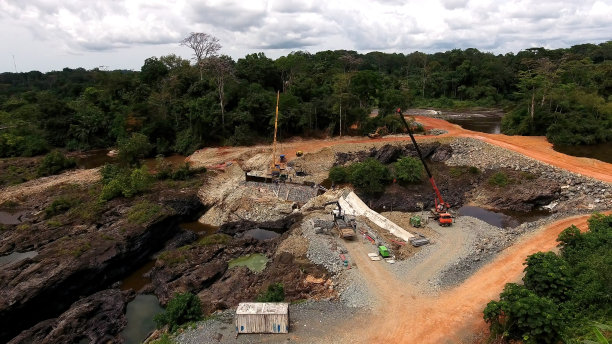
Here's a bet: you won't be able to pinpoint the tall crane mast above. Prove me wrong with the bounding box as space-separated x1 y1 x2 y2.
396 108 453 225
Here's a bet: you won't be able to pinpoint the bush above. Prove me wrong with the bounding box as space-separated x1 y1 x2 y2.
99 166 153 201
523 252 572 302
328 166 349 184
349 158 392 195
256 283 285 302
45 197 75 218
154 292 203 332
468 166 479 174
488 171 509 187
484 283 564 344
394 156 424 184
117 132 153 166
37 151 76 177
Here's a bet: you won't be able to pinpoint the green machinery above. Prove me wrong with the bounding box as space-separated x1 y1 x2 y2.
378 246 390 258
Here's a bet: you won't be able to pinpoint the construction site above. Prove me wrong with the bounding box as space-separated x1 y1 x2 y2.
169 109 611 343
1 110 610 344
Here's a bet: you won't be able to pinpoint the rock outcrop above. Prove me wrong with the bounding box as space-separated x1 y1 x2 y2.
8 289 130 344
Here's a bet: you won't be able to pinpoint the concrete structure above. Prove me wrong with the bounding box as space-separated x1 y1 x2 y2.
338 191 415 241
235 302 289 334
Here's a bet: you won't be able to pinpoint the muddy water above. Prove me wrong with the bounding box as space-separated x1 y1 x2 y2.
229 253 268 273
74 150 115 169
553 142 612 164
0 251 37 266
143 154 189 171
120 260 155 292
445 113 503 134
120 294 163 344
179 221 218 235
242 228 280 240
458 205 549 228
0 209 28 225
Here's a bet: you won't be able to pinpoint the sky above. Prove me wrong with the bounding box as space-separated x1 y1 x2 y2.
1 0 611 73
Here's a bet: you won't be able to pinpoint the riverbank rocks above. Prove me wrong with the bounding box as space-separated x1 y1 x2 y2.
8 289 130 344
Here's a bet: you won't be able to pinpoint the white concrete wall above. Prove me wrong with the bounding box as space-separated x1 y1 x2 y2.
339 191 415 241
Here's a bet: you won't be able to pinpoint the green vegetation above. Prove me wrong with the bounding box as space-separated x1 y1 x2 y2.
154 292 203 332
1 43 609 161
0 165 37 186
197 233 231 246
484 213 612 344
328 165 350 184
127 201 163 224
256 283 285 302
488 171 510 187
117 132 153 166
393 156 424 184
45 197 75 218
349 158 392 195
36 151 76 177
99 165 153 201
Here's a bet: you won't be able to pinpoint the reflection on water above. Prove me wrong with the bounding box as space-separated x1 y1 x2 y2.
553 143 612 164
120 294 163 344
446 115 503 134
0 251 38 266
75 150 115 169
458 205 549 228
120 260 155 292
179 221 218 235
0 209 28 225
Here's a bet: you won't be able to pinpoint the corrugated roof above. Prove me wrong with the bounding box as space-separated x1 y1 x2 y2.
236 302 289 315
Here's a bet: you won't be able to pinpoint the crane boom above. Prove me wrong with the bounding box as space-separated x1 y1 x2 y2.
396 108 450 213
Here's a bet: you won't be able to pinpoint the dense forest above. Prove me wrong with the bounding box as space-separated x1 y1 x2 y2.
0 41 611 158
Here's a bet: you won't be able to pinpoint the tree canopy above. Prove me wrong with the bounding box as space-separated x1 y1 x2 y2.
1 41 610 158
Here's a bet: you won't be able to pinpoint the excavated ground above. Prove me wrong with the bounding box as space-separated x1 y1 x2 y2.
1 115 610 343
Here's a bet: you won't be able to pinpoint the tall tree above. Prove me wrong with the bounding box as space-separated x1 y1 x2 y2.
204 55 234 128
179 32 221 81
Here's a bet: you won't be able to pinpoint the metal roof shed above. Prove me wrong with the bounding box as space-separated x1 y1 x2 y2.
235 302 289 334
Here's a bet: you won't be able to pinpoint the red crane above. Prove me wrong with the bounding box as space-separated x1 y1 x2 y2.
396 108 453 226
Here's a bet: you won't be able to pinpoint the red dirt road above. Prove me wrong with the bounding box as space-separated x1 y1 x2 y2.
339 212 608 344
189 116 612 183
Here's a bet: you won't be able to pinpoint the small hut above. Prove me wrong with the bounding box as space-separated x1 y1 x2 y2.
235 302 289 334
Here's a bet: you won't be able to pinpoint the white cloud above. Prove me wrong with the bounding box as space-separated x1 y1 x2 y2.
0 0 611 72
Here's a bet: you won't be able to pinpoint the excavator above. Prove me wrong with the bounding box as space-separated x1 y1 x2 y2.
396 108 453 227
368 126 389 139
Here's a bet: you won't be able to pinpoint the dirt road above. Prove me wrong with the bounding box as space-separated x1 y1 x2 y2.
335 213 605 344
188 116 612 183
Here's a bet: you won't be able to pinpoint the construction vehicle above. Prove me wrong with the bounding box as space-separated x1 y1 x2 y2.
368 126 389 139
396 108 453 227
378 246 390 258
323 201 356 239
296 150 303 157
269 91 287 179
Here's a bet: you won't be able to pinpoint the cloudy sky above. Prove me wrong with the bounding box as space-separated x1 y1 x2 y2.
1 0 611 73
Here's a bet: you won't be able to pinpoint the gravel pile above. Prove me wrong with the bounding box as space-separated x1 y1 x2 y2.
447 137 611 209
335 268 375 309
302 218 349 274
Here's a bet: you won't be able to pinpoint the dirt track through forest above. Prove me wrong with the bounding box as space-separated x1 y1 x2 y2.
189 116 612 183
334 213 606 344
